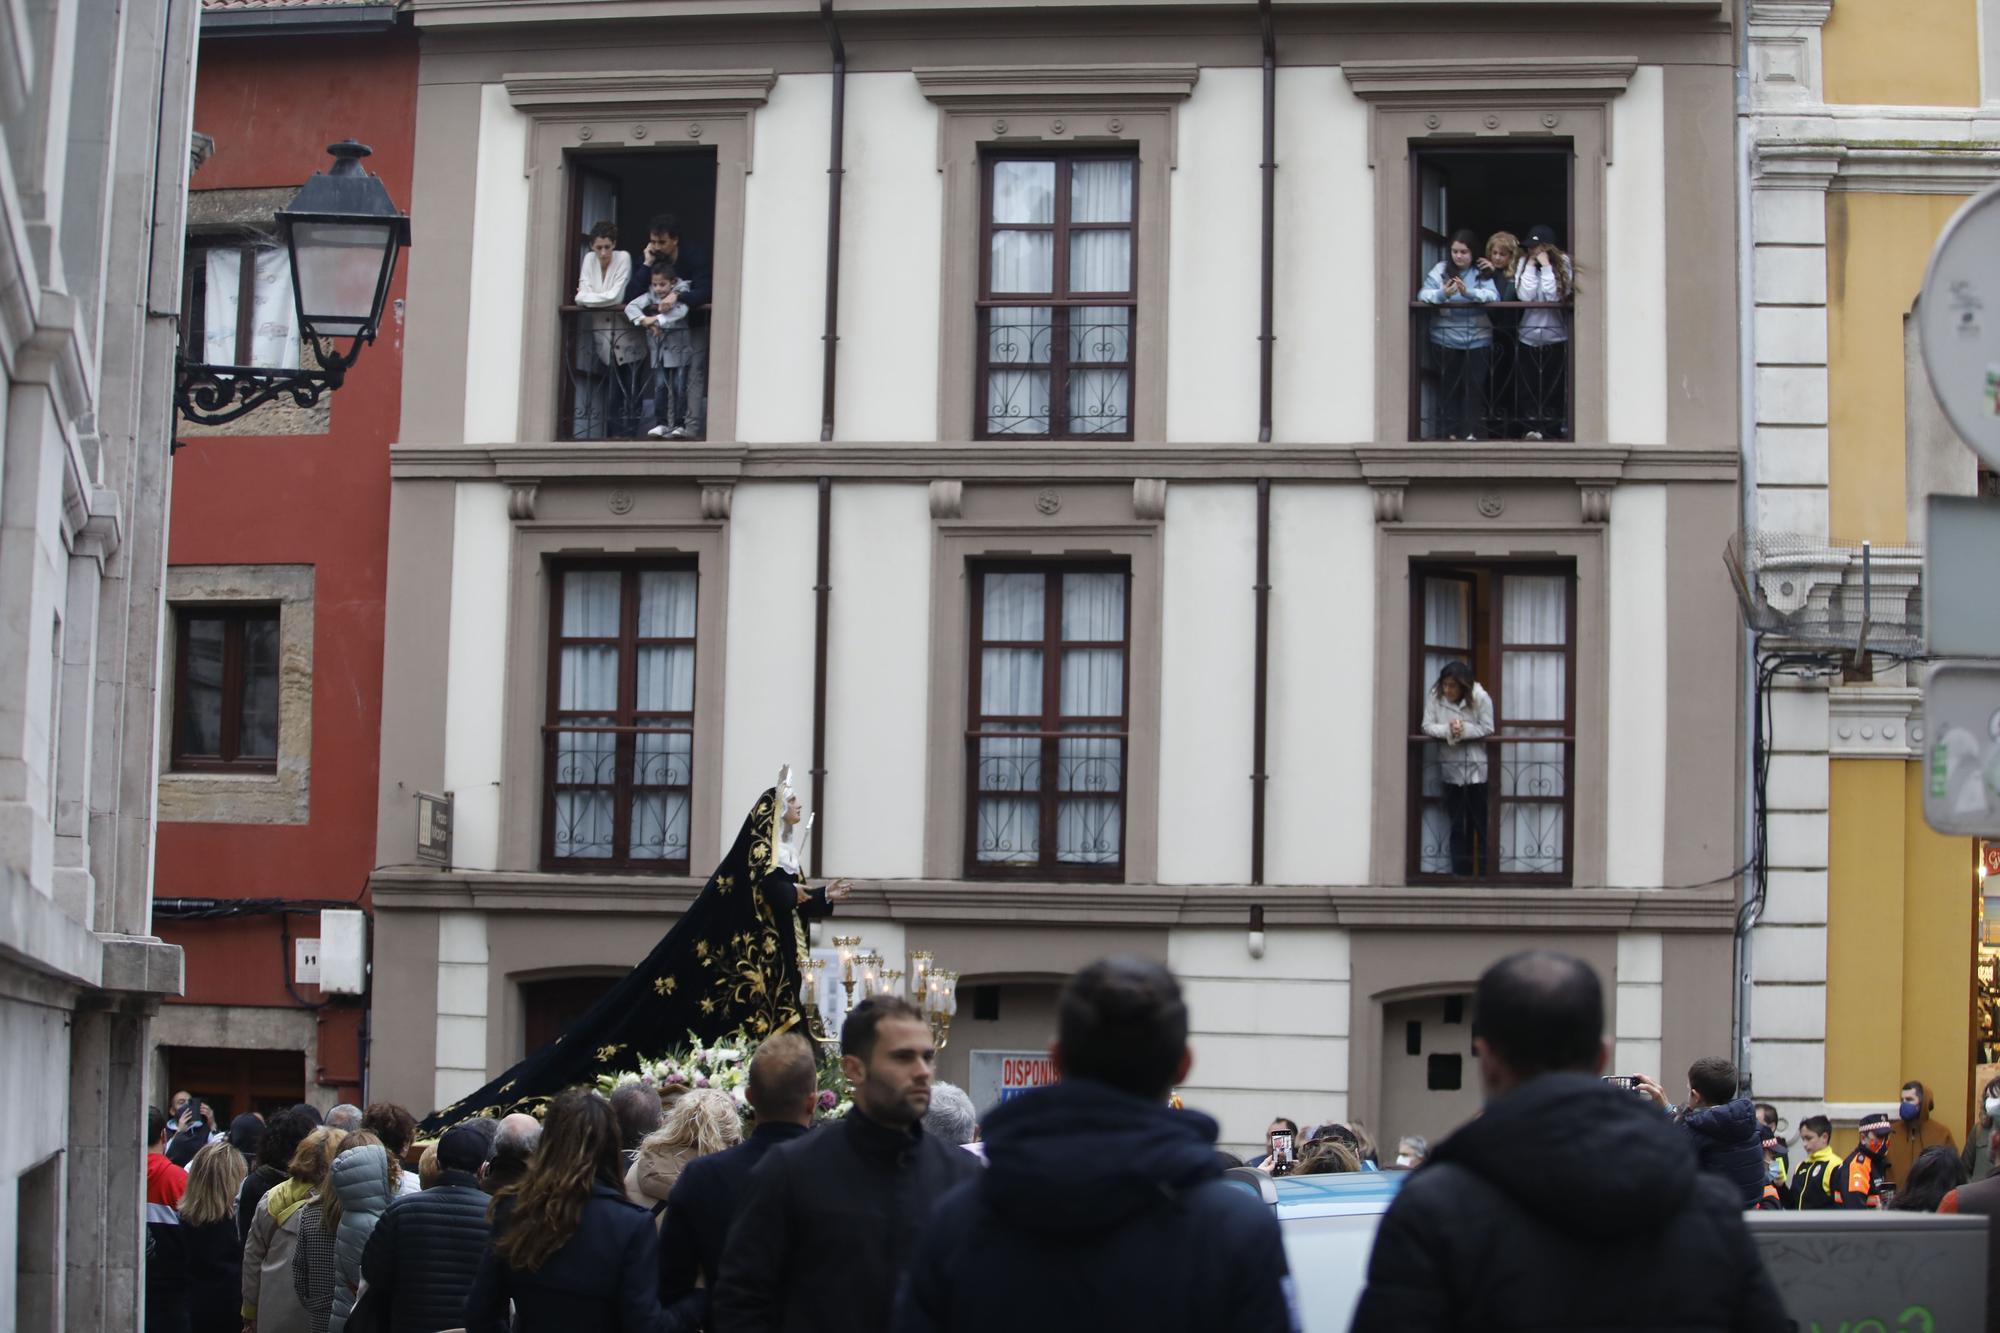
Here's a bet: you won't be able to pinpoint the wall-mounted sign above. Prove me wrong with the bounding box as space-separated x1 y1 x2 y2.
1920 182 2000 473
416 790 452 866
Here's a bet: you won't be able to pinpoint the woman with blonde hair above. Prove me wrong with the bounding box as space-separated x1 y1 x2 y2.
466 1088 688 1331
292 1130 402 1333
180 1139 248 1332
625 1087 743 1221
242 1126 348 1333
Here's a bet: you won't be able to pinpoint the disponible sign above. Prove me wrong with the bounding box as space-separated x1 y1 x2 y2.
968 1050 1060 1113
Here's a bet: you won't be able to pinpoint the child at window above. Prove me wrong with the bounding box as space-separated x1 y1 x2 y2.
1513 224 1574 440
1418 229 1498 441
1421 660 1494 876
1479 231 1521 439
625 261 694 439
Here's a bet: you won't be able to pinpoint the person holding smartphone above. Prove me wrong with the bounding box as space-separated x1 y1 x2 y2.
1417 229 1498 440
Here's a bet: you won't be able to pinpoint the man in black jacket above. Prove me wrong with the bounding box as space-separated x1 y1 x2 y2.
621 211 713 438
358 1122 493 1333
658 1031 817 1314
1352 950 1787 1331
713 996 980 1333
892 957 1299 1333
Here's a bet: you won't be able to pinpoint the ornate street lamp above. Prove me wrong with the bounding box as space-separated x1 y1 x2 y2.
176 139 410 427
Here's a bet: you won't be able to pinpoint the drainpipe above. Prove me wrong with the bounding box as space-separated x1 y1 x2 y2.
819 0 847 442
1252 478 1272 885
1257 0 1276 443
1250 1 1276 885
1732 0 1759 1083
812 476 832 879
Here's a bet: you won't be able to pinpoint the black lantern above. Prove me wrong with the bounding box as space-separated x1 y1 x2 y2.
175 140 410 429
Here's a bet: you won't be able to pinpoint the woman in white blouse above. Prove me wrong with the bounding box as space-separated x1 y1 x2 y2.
576 220 631 306
1421 659 1495 876
575 221 642 434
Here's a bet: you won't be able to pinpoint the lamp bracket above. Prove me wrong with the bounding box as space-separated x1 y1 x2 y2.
173 333 362 432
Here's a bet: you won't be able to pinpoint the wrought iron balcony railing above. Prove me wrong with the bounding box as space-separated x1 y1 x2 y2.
543 722 693 870
1411 302 1573 443
1407 732 1573 884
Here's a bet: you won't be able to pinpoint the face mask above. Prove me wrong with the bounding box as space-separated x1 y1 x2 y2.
1985 1096 2000 1120
1899 1102 1921 1123
1766 1161 1784 1183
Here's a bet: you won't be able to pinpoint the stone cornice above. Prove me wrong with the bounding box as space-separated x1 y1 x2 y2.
389 440 1741 485
1341 56 1638 101
503 68 776 112
1757 137 2000 195
913 63 1199 107
1746 0 1830 26
368 870 1739 932
1828 685 1922 759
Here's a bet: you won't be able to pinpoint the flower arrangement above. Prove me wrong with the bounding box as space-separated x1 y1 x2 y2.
596 1027 852 1121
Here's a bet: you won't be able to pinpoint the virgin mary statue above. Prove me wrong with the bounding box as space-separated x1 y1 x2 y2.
419 767 850 1131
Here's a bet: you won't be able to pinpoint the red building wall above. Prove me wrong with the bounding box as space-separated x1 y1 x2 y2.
158 27 418 1103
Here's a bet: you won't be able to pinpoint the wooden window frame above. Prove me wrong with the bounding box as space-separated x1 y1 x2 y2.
1406 142 1577 443
976 150 1138 443
541 558 699 874
1404 560 1577 887
964 559 1133 880
170 604 281 774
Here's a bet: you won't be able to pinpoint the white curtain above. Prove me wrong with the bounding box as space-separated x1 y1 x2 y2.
1497 574 1568 873
1066 161 1132 434
990 160 1054 293
205 246 300 370
986 306 1051 435
555 570 622 859
1418 576 1471 874
1057 572 1124 864
629 570 697 861
977 572 1044 863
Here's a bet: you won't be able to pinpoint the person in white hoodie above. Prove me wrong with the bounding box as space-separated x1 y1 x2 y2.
1512 223 1574 440
1422 660 1495 876
574 220 645 436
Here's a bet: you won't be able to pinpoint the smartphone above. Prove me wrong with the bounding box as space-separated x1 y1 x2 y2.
1602 1075 1641 1093
1272 1132 1294 1167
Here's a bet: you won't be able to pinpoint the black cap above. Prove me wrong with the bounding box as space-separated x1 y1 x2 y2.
437 1123 489 1173
228 1113 266 1156
1525 225 1558 248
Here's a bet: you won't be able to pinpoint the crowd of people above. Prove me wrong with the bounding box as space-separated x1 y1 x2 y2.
141 948 1994 1333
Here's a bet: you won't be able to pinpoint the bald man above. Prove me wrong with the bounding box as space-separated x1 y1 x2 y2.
481 1112 542 1195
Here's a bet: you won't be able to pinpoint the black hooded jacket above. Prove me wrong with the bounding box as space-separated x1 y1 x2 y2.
1681 1096 1768 1207
1351 1073 1787 1332
891 1079 1298 1333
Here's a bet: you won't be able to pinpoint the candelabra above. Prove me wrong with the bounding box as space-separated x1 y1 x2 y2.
909 950 934 1006
832 935 863 1007
926 968 960 1051
803 957 827 1028
857 950 882 999
879 967 904 998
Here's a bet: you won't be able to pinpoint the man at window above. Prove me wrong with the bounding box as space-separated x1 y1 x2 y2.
1421 661 1494 876
624 212 711 440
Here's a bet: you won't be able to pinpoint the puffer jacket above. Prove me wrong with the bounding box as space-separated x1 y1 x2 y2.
358 1168 494 1333
328 1144 398 1333
1681 1096 1767 1208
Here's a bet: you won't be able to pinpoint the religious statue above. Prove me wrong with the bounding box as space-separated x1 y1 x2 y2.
419 766 852 1131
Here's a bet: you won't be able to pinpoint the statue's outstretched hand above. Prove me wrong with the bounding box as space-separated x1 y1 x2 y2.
825 878 854 902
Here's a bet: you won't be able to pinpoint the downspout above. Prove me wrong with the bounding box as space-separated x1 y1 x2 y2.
1257 0 1276 444
1252 479 1271 886
819 0 847 442
1250 1 1276 885
1732 0 1759 1082
812 476 832 880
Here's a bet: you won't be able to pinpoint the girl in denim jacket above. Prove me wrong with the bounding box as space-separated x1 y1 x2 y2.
1418 229 1499 440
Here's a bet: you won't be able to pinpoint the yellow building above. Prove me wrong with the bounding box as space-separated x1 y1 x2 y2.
1745 0 1996 1154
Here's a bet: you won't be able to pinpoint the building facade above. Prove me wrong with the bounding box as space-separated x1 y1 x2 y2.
0 0 197 1325
371 0 1746 1154
1743 0 2000 1147
149 0 415 1120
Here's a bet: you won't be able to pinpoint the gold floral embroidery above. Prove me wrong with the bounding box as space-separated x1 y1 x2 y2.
595 1043 624 1063
700 996 716 1015
654 976 678 995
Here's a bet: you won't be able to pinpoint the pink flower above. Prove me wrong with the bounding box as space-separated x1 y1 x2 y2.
817 1090 837 1110
695 1076 710 1089
665 1072 685 1086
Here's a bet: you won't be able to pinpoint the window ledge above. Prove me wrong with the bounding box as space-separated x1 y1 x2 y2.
159 768 309 826
368 869 1738 932
1342 56 1640 102
389 439 1739 484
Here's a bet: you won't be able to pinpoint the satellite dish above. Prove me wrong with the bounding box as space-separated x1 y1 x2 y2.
1918 181 2000 473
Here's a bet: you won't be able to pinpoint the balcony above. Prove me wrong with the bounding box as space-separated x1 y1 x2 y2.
560 308 707 442
1408 732 1573 885
1411 302 1573 443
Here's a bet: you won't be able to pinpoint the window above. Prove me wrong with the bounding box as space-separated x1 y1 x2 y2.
1409 146 1573 442
979 154 1136 440
543 561 697 871
1408 564 1575 884
558 149 718 442
184 240 300 369
967 563 1130 877
171 606 281 772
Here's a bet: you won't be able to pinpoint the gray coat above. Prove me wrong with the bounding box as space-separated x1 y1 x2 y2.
328 1144 398 1333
